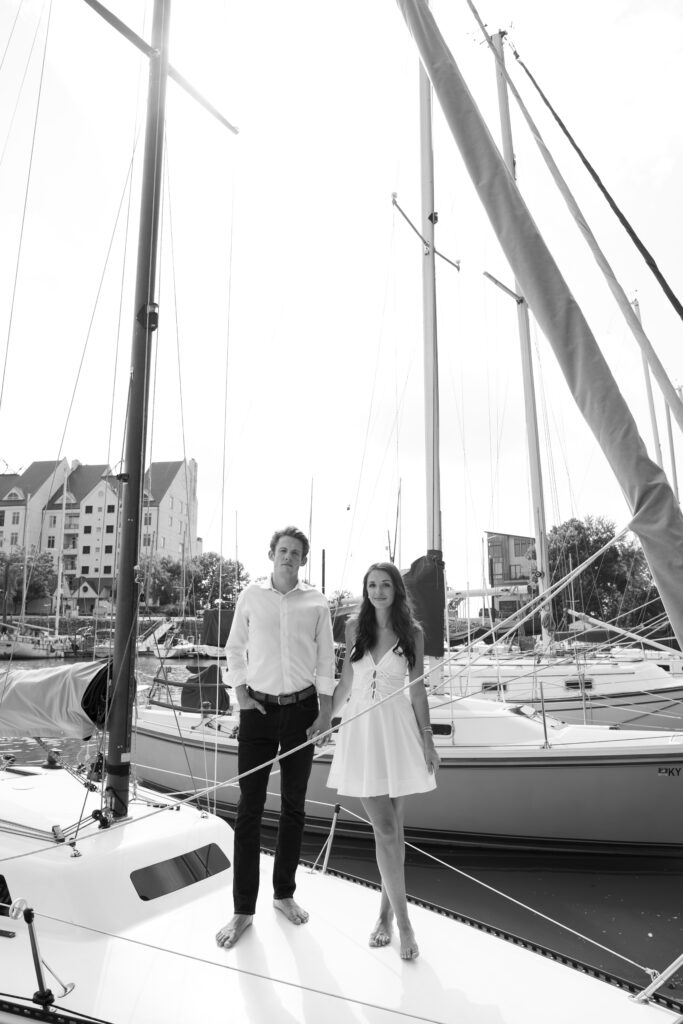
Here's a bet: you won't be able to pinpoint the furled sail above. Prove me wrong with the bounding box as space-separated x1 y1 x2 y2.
395 0 683 648
403 551 446 656
0 660 109 739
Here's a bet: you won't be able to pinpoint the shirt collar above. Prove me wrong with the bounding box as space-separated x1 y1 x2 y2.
260 575 308 594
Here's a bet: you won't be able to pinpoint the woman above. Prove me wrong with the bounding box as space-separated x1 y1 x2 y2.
327 562 439 960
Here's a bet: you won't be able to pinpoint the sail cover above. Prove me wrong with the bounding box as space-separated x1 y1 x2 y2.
0 660 109 739
394 0 683 648
403 551 446 656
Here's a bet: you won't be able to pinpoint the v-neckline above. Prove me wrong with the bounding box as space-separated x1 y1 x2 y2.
368 643 396 667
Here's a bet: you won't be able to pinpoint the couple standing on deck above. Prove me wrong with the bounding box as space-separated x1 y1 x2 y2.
216 526 440 959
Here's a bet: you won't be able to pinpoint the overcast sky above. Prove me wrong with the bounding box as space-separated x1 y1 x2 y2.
0 0 681 599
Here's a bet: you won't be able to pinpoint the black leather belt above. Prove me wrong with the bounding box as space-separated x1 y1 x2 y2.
247 684 317 706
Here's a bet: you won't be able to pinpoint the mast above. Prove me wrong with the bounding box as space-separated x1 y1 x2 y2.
492 32 549 634
417 9 446 663
54 466 68 635
106 0 171 818
420 49 441 556
19 493 30 622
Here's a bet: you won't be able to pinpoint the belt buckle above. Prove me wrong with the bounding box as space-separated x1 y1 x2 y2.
277 693 287 706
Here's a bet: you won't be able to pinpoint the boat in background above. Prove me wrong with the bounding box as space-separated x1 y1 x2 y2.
442 644 683 730
135 672 683 855
0 622 66 660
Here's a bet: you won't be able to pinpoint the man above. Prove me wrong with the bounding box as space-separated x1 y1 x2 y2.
216 526 335 949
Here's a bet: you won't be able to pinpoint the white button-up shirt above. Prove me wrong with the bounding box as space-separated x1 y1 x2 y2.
225 578 336 697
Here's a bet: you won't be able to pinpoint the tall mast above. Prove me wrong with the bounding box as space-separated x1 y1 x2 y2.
54 467 68 635
106 0 171 818
418 6 446 665
492 32 549 630
420 53 442 555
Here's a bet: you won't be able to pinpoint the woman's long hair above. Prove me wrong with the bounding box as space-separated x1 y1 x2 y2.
350 562 420 668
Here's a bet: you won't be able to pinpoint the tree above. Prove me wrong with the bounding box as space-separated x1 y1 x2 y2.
0 550 57 619
139 555 182 608
547 516 664 631
185 553 249 610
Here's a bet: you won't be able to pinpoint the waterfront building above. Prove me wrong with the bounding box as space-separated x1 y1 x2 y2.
0 458 200 616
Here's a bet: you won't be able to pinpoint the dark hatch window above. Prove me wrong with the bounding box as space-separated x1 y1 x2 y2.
131 843 230 901
0 875 10 917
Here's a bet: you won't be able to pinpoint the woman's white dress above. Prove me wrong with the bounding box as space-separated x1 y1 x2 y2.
327 647 437 798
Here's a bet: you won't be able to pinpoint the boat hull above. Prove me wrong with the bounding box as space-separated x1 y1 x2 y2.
134 708 683 854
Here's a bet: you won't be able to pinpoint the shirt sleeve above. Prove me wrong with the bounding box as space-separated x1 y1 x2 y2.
314 601 336 696
225 591 250 688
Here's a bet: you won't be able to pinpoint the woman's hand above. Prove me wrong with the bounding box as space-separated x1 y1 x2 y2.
423 733 440 773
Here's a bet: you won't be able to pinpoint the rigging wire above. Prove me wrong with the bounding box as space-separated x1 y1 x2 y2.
0 0 25 78
0 0 37 169
508 42 683 328
0 0 51 419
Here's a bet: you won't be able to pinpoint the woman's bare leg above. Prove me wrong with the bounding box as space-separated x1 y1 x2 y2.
362 795 418 959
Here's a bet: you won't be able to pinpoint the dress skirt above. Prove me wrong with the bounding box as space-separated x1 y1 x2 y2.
327 648 437 799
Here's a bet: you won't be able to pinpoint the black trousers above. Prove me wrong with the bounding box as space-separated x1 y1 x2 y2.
232 693 318 915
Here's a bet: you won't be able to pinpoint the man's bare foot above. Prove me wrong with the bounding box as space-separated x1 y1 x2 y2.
216 914 253 948
398 924 419 960
369 914 393 947
273 897 309 924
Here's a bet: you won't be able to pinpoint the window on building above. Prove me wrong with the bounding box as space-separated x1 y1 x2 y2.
105 525 113 534
11 512 19 525
84 525 91 534
48 515 57 528
85 505 93 514
103 566 112 575
83 546 90 554
168 516 173 527
105 545 113 554
10 533 18 546
142 534 151 547
160 537 165 549
143 512 152 526
82 566 90 575
47 536 56 549
97 507 103 513
0 512 4 526
107 505 115 514
0 533 4 546
169 497 174 509
514 537 532 557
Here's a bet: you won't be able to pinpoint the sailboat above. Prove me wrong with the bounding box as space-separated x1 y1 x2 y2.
135 0 683 858
7 2 676 1021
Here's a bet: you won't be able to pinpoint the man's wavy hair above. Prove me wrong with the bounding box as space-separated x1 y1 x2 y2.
350 561 420 668
269 526 310 561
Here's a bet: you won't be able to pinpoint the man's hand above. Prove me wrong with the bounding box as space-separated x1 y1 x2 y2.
234 685 266 716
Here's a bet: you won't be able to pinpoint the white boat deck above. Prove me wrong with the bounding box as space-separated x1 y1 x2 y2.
0 769 678 1023
2 855 677 1023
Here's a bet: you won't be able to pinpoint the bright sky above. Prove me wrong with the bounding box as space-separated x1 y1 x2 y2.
0 0 681 599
